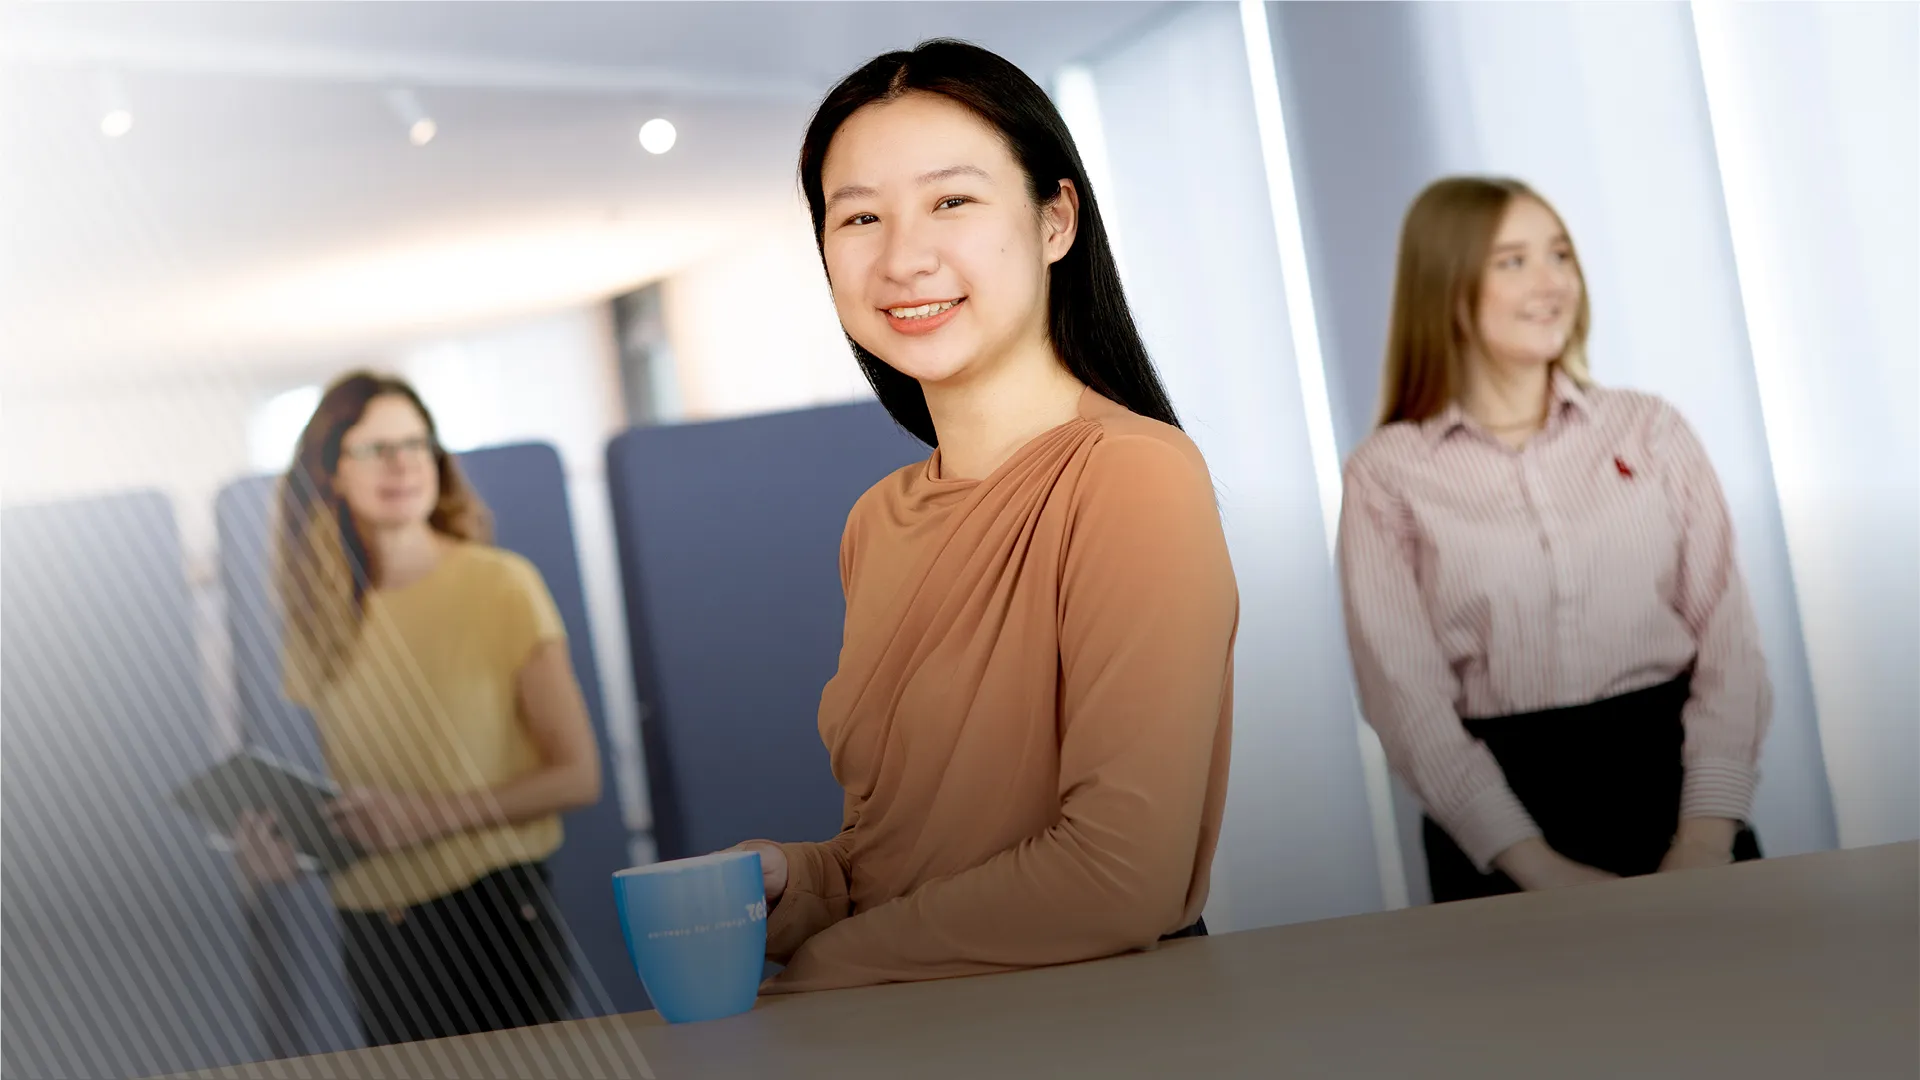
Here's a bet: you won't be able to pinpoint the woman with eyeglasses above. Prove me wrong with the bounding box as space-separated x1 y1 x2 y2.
728 40 1239 994
232 370 603 1045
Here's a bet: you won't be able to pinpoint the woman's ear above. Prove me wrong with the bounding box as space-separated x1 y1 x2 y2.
1041 179 1080 266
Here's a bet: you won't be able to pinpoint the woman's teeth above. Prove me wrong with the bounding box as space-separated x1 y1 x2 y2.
888 300 958 319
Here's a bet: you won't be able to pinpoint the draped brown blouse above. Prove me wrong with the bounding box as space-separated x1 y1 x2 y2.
756 387 1239 993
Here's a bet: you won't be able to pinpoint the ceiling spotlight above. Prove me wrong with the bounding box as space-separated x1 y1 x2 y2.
97 71 132 138
638 118 677 155
383 86 437 147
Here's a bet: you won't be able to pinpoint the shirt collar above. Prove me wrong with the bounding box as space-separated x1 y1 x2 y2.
1421 365 1592 448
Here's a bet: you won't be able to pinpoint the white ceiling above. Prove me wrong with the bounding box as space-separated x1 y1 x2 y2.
0 1 1180 386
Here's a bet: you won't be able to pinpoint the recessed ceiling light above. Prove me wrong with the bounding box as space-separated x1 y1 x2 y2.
639 118 677 155
97 71 132 139
384 87 437 148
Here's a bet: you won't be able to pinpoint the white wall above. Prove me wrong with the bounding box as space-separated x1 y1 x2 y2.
661 200 875 421
1692 0 1919 848
1078 1 1387 933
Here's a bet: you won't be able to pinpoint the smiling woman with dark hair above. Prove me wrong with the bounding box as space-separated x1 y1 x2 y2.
726 40 1240 995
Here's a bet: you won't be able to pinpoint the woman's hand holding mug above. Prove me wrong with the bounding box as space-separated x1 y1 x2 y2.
731 840 788 903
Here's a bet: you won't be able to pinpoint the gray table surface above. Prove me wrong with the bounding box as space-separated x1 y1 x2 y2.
169 841 1919 1079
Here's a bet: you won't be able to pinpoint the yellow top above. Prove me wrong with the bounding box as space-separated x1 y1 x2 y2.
286 541 567 911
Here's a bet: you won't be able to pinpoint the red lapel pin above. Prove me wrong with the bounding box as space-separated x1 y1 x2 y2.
1614 456 1634 479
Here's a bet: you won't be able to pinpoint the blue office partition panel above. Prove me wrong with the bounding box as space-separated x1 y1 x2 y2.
2 492 262 1078
214 481 369 1058
459 442 641 1018
605 400 927 861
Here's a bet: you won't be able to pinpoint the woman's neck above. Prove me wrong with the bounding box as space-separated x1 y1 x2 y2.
366 523 447 590
1463 354 1553 433
923 342 1086 481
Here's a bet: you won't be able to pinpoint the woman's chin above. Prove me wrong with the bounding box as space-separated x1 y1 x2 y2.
1492 344 1564 370
871 348 976 387
358 508 429 532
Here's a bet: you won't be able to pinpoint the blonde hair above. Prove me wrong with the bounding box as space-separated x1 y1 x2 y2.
1376 176 1592 427
273 371 491 695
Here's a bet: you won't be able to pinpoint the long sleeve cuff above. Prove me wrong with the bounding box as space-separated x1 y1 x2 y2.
1443 783 1543 873
761 839 851 963
1680 758 1758 823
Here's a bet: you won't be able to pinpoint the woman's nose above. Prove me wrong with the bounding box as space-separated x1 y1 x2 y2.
878 220 939 282
1535 257 1576 293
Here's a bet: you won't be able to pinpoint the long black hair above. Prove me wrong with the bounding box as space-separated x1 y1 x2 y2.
798 38 1179 447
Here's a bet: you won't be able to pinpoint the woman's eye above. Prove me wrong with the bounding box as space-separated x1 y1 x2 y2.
844 213 878 227
936 196 970 211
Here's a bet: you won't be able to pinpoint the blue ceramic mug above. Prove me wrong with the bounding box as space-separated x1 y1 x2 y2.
613 850 768 1023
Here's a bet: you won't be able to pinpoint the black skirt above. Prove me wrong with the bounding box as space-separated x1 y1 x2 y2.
339 862 573 1046
1424 674 1763 903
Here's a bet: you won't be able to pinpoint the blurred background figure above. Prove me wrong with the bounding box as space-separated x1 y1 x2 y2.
236 371 601 1045
0 3 1910 1077
1338 177 1768 903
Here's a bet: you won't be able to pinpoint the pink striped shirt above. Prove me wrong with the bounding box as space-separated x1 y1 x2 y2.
1337 369 1771 871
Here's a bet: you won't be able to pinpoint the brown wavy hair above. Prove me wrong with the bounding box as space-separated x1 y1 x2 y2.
1377 176 1592 427
273 371 490 694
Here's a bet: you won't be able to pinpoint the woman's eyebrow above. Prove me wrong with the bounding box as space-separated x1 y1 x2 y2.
826 165 993 213
825 183 878 212
916 164 991 186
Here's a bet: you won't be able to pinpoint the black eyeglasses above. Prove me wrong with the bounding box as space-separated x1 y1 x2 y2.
339 436 436 463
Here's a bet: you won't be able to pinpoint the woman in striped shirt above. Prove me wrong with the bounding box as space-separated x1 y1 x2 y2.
1337 176 1769 902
